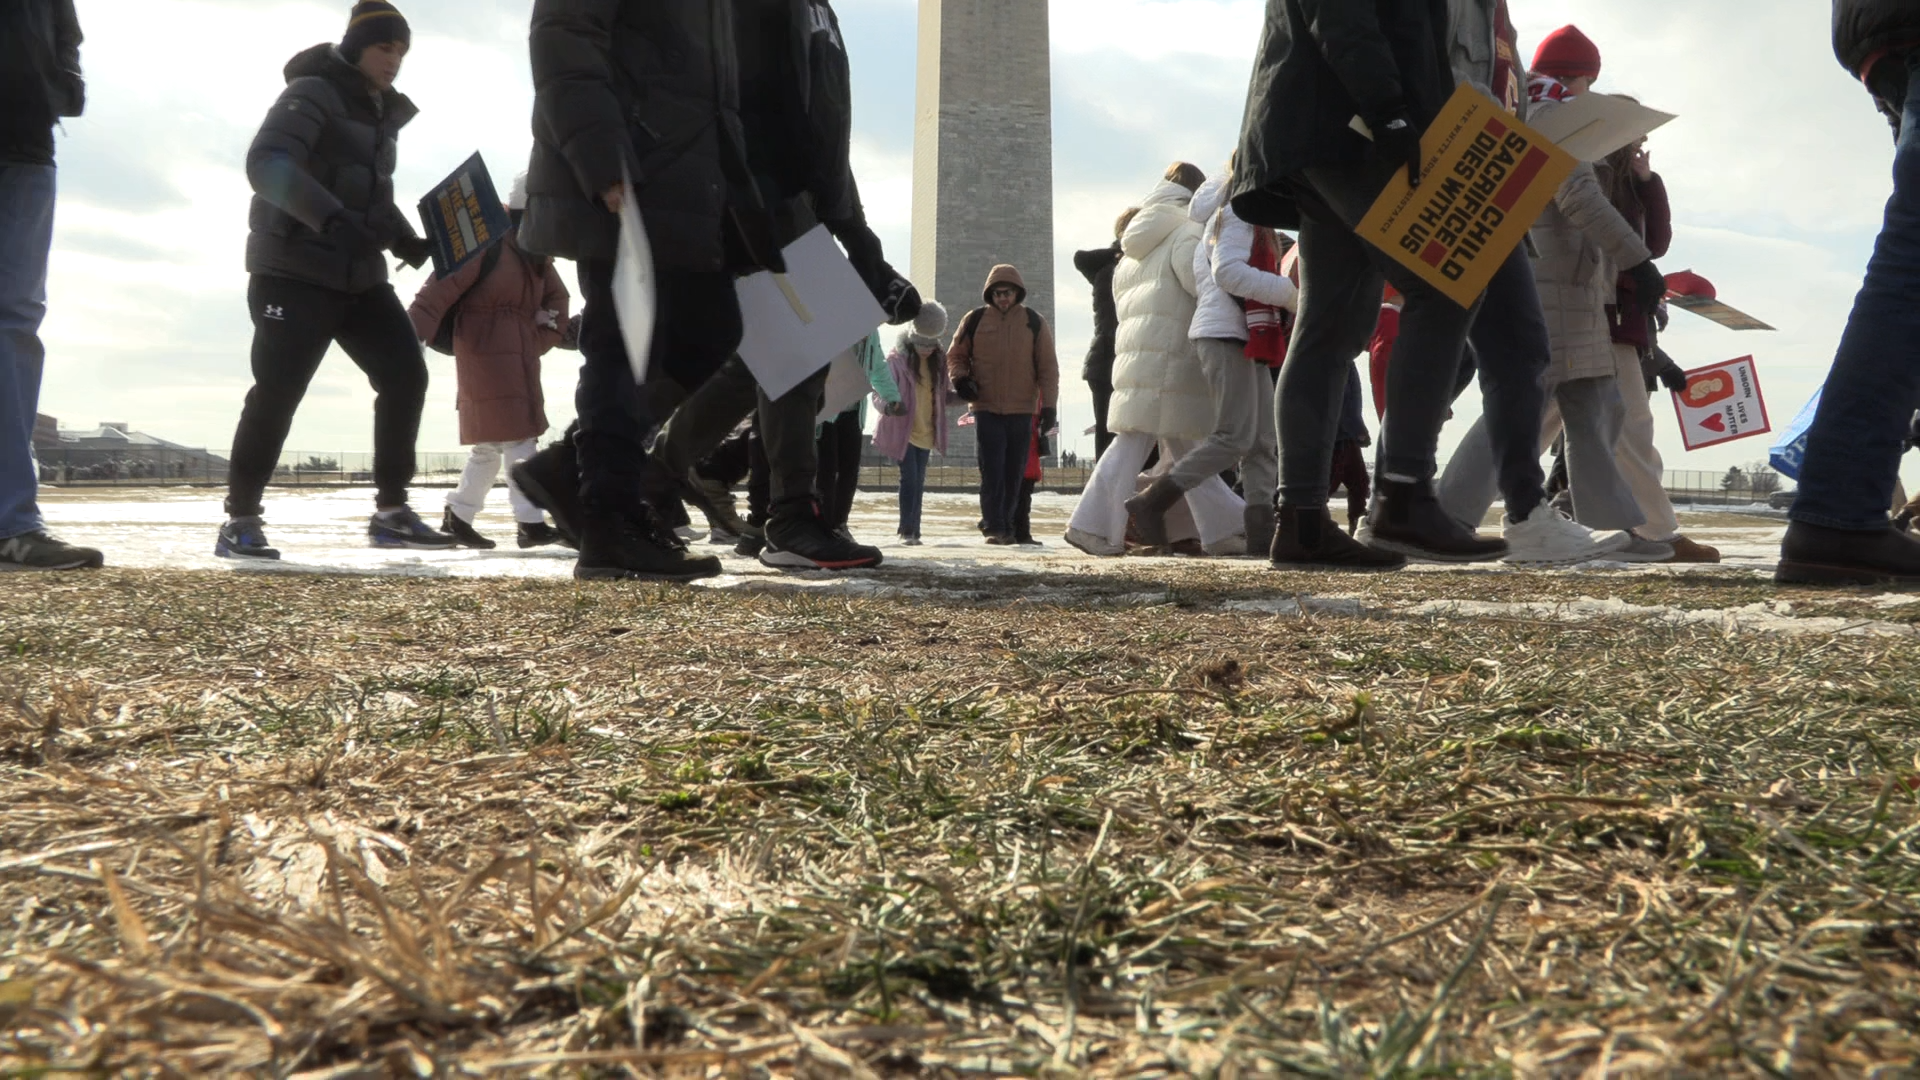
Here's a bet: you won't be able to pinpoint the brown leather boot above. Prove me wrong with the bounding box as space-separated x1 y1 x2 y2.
1124 475 1185 551
1270 506 1406 572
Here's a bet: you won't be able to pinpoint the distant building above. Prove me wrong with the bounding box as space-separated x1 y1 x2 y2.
36 419 228 483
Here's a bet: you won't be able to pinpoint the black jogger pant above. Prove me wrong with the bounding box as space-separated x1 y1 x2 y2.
815 407 864 529
226 275 426 517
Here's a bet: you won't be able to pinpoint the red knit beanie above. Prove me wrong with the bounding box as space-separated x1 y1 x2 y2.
1532 25 1601 81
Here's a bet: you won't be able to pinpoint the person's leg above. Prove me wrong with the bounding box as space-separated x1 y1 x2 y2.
1090 379 1114 460
1015 477 1037 542
1468 245 1553 520
447 442 504 523
899 445 929 538
1794 52 1920 534
1184 473 1250 549
1436 417 1502 528
1555 377 1645 532
1610 345 1680 541
1275 211 1383 509
334 285 430 512
976 412 1012 537
225 276 348 518
828 410 863 528
745 419 770 529
1067 430 1153 551
501 438 545 524
701 420 755 489
813 419 839 518
759 366 832 525
1170 339 1259 492
995 413 1032 536
652 356 760 484
0 164 56 541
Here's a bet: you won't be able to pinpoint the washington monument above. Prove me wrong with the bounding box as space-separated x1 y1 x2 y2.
910 0 1055 459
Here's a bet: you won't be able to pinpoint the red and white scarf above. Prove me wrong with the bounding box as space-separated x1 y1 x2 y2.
1528 74 1577 106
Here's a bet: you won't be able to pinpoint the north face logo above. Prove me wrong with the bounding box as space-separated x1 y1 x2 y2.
263 305 286 321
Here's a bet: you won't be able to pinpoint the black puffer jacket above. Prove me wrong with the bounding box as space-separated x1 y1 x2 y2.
244 45 420 295
0 0 84 166
1229 0 1454 230
522 0 764 272
1073 243 1121 386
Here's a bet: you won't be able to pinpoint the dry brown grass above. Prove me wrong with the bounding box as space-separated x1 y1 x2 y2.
1 564 1917 1077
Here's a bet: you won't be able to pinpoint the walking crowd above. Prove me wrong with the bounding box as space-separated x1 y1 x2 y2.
4 0 1920 587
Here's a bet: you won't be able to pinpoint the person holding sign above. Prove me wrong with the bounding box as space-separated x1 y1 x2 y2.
217 2 451 561
1231 0 1500 570
1776 2 1920 584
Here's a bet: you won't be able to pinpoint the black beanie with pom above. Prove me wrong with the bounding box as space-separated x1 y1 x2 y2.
340 1 410 63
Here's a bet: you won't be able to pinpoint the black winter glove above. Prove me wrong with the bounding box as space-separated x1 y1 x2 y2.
1038 407 1057 435
1626 260 1668 313
325 211 383 256
882 399 908 417
878 274 923 326
391 234 433 270
954 376 983 403
1369 109 1424 188
1657 363 1688 395
560 314 583 352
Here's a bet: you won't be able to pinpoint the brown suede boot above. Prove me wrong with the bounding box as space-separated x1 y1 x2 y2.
1270 506 1407 572
1124 475 1185 551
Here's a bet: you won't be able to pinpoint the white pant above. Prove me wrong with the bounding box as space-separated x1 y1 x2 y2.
1067 431 1246 549
1610 344 1681 542
445 439 542 524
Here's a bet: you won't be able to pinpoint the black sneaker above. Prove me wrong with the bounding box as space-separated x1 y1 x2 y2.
517 521 571 550
369 507 458 550
734 532 767 558
510 438 582 546
575 509 722 581
442 509 497 550
214 517 279 561
762 513 883 570
1 530 105 571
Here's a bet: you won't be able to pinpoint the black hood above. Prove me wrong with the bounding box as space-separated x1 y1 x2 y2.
284 43 418 128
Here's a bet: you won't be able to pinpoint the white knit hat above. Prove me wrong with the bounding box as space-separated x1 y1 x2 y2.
909 299 948 347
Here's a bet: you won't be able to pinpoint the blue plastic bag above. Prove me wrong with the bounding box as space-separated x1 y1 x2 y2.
1769 389 1821 481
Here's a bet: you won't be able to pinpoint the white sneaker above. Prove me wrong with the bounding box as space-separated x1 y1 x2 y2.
1063 527 1124 557
1203 532 1249 557
1607 537 1676 563
1502 510 1632 566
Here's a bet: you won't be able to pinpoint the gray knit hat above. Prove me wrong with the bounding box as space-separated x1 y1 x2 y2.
908 300 948 348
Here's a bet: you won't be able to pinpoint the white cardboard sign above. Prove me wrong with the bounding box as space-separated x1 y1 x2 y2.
1672 356 1773 451
736 226 888 402
1525 91 1676 163
612 168 657 384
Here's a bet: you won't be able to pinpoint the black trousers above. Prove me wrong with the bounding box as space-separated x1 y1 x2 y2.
1089 378 1114 461
651 354 832 526
815 408 864 528
572 259 741 516
974 410 1032 537
226 275 426 517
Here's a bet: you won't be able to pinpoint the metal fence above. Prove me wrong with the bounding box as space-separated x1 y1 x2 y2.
35 446 1793 508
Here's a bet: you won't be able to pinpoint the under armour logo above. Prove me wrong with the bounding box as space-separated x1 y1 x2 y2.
264 305 286 320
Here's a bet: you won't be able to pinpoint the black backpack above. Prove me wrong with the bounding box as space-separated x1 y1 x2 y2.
426 241 506 356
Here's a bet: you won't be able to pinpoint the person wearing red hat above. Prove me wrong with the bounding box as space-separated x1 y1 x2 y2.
1531 25 1601 84
1776 0 1920 582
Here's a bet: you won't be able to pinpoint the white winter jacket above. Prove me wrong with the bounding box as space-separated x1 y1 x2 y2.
1187 176 1297 343
1109 179 1213 440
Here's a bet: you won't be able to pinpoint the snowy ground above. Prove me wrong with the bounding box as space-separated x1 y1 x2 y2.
39 485 1789 580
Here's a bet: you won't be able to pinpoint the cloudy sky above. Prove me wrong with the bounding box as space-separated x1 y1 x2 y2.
34 0 1895 477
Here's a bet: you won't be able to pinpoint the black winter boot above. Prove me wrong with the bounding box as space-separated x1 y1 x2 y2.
1777 521 1920 585
510 436 582 547
1244 504 1276 558
1367 479 1508 563
574 508 722 582
443 509 497 550
1124 475 1185 551
517 521 571 550
1270 506 1406 572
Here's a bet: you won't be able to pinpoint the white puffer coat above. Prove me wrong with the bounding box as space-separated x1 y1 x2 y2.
1187 176 1297 342
1109 179 1211 440
1529 95 1653 385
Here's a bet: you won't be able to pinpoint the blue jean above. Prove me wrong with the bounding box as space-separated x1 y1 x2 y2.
0 165 56 540
897 444 931 537
974 411 1032 536
1795 52 1920 530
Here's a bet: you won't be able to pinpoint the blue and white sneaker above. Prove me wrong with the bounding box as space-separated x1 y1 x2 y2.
216 516 281 560
368 506 458 550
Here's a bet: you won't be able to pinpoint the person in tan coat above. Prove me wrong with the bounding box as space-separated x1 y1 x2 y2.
947 264 1060 543
407 188 571 550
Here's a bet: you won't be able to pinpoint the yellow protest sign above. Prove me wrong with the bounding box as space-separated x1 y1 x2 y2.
1356 84 1577 308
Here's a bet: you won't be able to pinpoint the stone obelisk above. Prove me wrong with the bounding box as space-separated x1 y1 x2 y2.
910 0 1054 461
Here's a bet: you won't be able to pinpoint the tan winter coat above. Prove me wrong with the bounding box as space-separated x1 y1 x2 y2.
408 232 570 445
1528 96 1653 386
946 264 1061 417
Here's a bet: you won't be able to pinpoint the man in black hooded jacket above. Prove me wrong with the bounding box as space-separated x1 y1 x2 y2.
1778 1 1920 583
0 0 101 571
1231 0 1503 571
515 0 921 574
